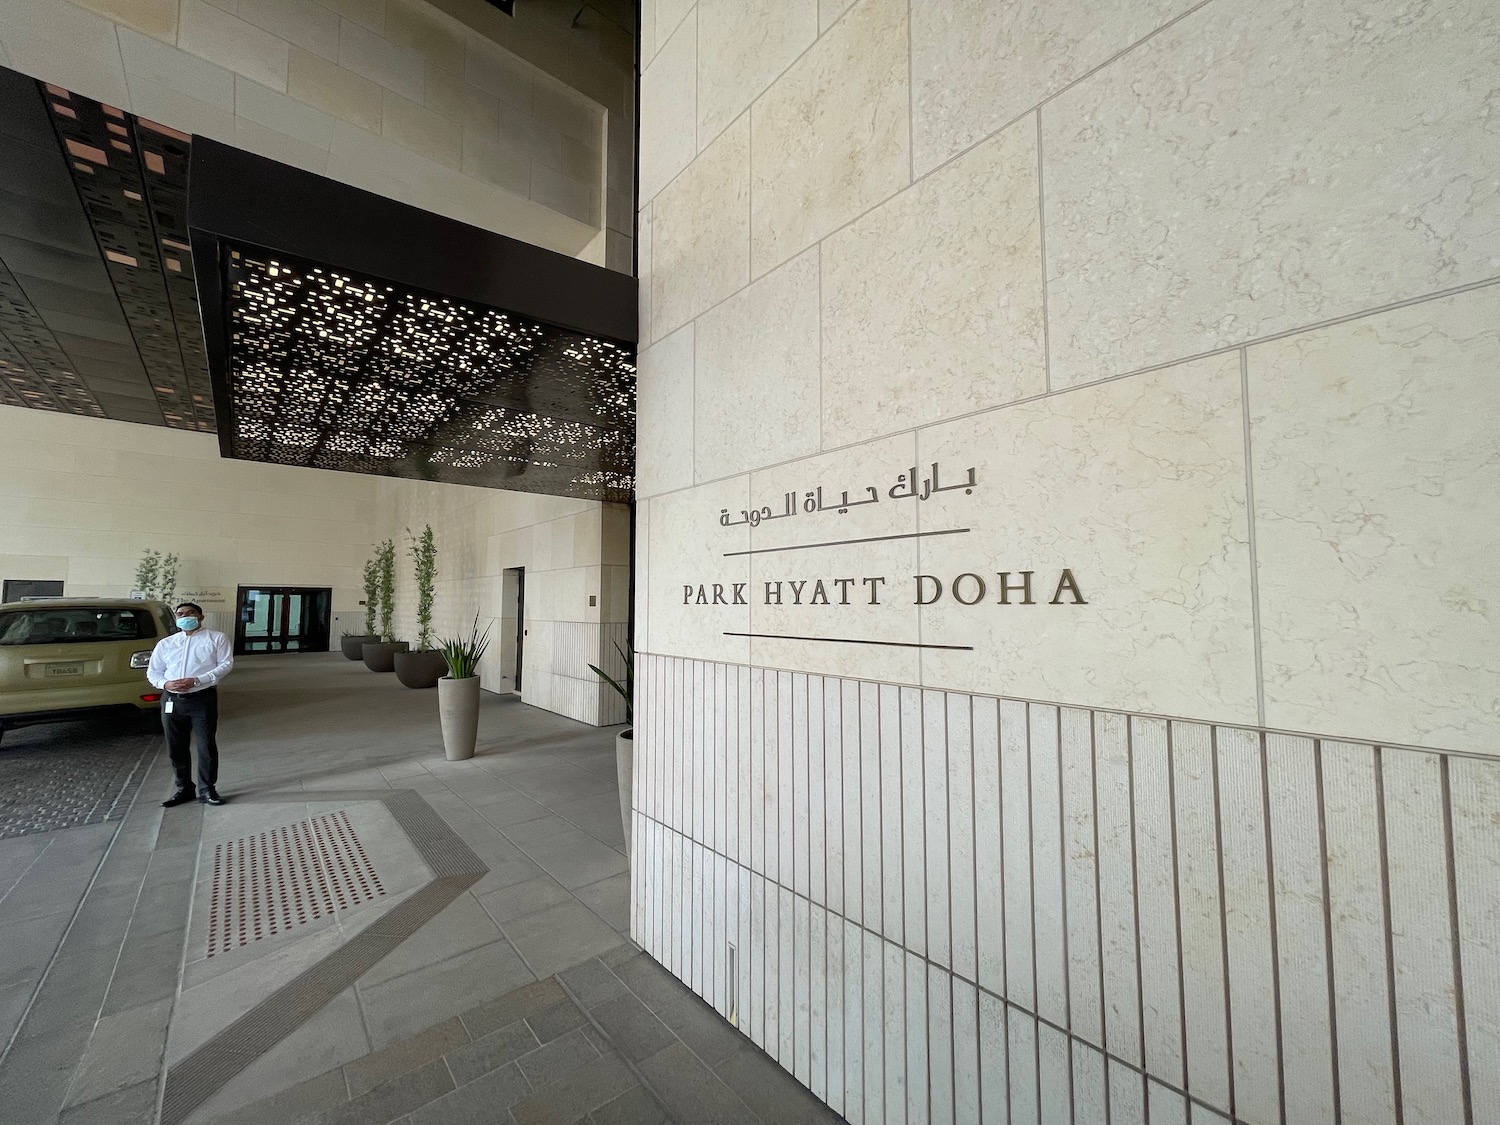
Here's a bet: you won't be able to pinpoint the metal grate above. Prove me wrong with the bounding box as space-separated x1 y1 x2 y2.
206 810 385 957
220 247 637 502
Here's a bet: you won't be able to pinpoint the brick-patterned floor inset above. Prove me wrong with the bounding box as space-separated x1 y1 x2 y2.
0 720 155 838
207 810 386 956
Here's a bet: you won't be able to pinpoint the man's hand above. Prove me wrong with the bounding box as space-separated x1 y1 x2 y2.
164 677 198 692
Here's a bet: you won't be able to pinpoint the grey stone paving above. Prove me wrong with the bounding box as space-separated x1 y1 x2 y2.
220 951 846 1125
0 720 156 838
0 655 847 1125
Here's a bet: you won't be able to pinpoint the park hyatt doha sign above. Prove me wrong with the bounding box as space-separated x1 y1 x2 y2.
689 461 1085 653
682 571 1086 608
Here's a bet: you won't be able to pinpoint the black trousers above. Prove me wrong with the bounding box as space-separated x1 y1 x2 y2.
163 687 219 795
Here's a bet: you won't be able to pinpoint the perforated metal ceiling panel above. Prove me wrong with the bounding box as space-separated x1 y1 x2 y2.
0 65 213 430
221 246 636 500
190 139 638 502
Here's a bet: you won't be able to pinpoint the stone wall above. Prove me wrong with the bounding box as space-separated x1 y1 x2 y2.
0 0 614 258
0 404 629 727
0 404 375 629
376 477 631 725
632 0 1500 1121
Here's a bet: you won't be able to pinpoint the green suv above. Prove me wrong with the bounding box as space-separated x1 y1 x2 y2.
0 598 177 744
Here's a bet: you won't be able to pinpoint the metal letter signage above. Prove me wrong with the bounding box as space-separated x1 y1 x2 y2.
691 461 1086 652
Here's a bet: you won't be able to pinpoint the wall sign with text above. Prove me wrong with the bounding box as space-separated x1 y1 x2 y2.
677 462 1086 654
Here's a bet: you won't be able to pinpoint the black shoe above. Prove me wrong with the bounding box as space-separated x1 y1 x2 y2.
200 789 226 806
161 789 195 808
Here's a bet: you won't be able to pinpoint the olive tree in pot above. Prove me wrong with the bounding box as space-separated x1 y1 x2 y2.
341 556 380 659
437 615 491 760
588 641 633 857
395 525 446 688
362 539 408 672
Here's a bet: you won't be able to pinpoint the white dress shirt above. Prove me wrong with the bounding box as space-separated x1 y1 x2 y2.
147 627 234 693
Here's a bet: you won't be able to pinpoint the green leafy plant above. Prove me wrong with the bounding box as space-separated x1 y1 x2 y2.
362 555 380 635
133 549 180 601
134 550 159 599
159 553 179 604
439 614 492 680
376 539 396 642
407 525 437 651
588 640 634 727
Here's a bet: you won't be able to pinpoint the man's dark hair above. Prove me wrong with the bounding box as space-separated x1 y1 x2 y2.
175 602 204 616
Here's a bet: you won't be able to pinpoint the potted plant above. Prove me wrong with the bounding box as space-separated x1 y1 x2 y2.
588 640 634 856
437 615 491 761
362 539 408 672
341 555 381 659
395 525 446 688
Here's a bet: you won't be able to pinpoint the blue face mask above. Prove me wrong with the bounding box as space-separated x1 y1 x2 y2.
177 617 201 632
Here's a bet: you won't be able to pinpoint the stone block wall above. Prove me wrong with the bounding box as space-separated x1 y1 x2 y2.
377 477 631 725
632 0 1500 1120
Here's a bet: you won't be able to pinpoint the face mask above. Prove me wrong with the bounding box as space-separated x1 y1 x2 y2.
177 617 201 631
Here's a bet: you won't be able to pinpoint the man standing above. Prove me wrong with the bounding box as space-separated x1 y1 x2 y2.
147 601 234 807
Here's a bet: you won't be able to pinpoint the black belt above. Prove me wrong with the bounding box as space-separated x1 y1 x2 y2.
166 687 217 700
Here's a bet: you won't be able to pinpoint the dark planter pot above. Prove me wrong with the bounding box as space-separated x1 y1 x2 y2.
340 634 377 660
361 640 408 673
394 649 447 689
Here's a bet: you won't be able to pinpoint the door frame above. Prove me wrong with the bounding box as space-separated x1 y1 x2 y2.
233 585 333 656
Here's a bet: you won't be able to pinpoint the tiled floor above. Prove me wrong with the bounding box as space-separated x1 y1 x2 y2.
0 653 843 1125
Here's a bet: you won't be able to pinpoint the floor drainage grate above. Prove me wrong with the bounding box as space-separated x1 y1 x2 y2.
207 810 385 956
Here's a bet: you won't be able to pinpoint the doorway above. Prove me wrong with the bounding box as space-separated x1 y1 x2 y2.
499 567 525 693
234 586 332 655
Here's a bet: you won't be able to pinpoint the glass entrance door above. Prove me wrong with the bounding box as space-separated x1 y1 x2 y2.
234 587 332 655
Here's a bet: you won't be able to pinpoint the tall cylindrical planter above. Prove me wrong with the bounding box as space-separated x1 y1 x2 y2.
615 729 633 859
439 675 481 761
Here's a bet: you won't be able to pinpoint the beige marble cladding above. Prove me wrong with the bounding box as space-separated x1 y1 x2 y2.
633 653 1500 1125
821 116 1046 449
650 113 751 343
748 0 909 277
909 0 1196 177
645 476 752 666
693 249 821 483
917 353 1258 723
747 433 921 684
378 482 628 726
1042 0 1500 389
696 0 817 148
818 0 855 34
637 3 696 205
1250 285 1500 754
633 323 695 499
630 0 1500 1119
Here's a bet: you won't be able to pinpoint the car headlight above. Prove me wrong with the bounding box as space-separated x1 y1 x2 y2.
130 650 152 669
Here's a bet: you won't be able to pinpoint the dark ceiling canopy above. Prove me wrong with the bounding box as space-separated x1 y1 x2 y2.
189 139 638 503
0 65 214 430
0 65 638 503
219 246 635 500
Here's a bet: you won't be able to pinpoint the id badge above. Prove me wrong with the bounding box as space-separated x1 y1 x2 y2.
164 700 174 713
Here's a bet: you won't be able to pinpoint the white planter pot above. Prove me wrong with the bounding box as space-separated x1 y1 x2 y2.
616 729 633 859
438 675 481 761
